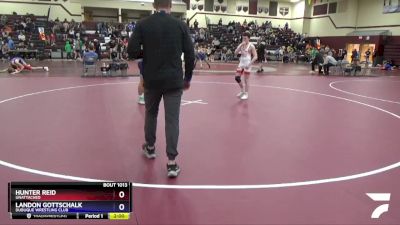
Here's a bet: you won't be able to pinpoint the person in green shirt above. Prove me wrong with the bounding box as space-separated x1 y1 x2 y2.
65 40 73 60
310 47 318 61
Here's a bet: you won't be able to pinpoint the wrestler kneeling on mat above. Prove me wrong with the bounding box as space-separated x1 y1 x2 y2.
6 57 49 75
234 32 257 100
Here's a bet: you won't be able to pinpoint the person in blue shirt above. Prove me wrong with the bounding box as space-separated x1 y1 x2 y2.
83 44 98 75
7 37 14 50
83 44 98 65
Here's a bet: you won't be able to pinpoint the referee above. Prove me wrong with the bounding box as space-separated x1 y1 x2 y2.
127 0 195 178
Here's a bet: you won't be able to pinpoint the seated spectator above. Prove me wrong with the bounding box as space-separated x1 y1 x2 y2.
50 33 56 46
68 28 75 39
0 15 7 25
83 44 98 65
2 40 9 59
63 19 69 33
323 53 337 75
7 37 14 50
121 29 127 37
212 37 220 49
25 20 34 33
17 40 25 49
339 49 347 61
311 50 324 74
18 32 26 42
382 60 394 71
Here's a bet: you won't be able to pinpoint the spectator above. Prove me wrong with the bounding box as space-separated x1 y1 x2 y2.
64 40 73 60
108 38 116 60
221 46 228 62
18 32 26 42
83 44 98 65
7 37 14 50
351 49 358 62
325 45 330 54
310 47 318 61
81 40 87 57
199 28 205 41
0 41 3 59
212 37 220 49
121 28 128 37
365 48 371 65
382 60 394 71
372 49 378 67
73 39 81 60
116 38 123 59
226 48 233 61
311 50 324 74
194 19 199 29
2 40 9 59
20 20 27 30
94 39 101 60
49 33 56 46
340 49 347 61
323 53 337 75
63 19 69 33
127 22 135 32
0 15 7 25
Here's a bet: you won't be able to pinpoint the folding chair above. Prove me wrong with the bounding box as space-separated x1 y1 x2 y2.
338 61 350 76
82 56 98 77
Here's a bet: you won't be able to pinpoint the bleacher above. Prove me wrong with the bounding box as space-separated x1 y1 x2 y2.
1 14 48 59
191 22 299 61
383 44 400 66
2 14 396 65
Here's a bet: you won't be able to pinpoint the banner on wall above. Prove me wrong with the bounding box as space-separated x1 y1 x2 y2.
213 0 227 13
383 5 400 13
383 0 400 12
279 7 289 16
191 0 204 11
236 0 249 13
258 7 269 14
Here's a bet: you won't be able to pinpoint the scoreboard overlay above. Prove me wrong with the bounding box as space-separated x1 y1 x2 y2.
8 182 132 220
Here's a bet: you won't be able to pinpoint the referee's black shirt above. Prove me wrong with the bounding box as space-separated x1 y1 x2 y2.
127 11 195 90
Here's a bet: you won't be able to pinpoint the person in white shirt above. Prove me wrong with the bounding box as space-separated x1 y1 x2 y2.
18 32 25 42
234 32 258 100
212 37 220 48
323 53 337 75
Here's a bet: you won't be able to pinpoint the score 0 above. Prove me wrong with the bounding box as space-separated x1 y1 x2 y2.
118 191 125 199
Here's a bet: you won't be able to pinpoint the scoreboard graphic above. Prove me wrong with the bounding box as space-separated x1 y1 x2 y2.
8 182 132 220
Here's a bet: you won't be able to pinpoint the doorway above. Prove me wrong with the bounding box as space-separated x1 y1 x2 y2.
346 43 375 62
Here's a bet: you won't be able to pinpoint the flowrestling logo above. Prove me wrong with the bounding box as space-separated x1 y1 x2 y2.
366 193 391 219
